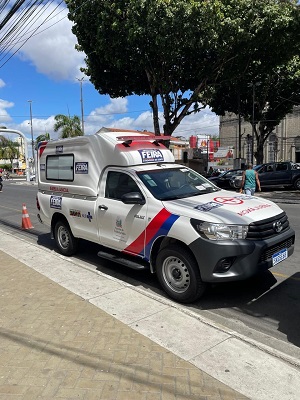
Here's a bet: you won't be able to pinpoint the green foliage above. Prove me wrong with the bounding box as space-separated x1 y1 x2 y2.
0 137 20 167
35 133 51 149
53 115 83 138
0 164 10 170
66 0 299 140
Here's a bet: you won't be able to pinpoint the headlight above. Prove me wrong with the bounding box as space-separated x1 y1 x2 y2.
191 219 248 240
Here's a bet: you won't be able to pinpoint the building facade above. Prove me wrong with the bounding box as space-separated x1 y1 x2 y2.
219 106 300 164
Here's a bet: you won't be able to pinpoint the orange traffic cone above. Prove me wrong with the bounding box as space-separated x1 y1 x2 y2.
21 203 34 229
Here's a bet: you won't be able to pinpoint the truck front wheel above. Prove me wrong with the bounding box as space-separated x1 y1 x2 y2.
156 245 206 303
293 178 300 190
54 220 79 256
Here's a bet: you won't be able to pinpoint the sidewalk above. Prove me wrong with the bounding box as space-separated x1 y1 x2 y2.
1 229 300 399
0 247 247 399
254 189 300 204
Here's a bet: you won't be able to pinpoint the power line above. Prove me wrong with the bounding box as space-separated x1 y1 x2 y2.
0 0 94 69
0 0 62 68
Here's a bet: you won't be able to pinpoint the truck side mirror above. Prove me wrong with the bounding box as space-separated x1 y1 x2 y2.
121 192 146 205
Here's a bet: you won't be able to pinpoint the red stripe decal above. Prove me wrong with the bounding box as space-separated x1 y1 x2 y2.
124 208 171 255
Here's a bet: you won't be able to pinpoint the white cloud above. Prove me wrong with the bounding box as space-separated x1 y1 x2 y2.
89 98 128 119
84 99 219 136
86 98 129 134
17 4 85 81
0 79 5 88
0 99 14 125
174 106 219 138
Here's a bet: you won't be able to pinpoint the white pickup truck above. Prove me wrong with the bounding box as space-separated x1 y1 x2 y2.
36 130 295 303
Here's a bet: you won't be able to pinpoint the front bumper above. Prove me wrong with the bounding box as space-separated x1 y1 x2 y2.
189 227 295 282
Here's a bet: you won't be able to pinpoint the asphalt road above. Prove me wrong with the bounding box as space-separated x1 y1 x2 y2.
1 179 300 362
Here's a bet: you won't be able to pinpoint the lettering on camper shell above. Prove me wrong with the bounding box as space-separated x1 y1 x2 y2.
75 162 88 174
138 149 164 163
56 145 63 154
50 186 69 193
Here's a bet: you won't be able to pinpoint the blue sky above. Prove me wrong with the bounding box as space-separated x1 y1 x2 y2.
0 2 219 156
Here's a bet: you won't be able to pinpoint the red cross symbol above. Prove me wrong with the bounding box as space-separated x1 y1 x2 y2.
213 197 244 205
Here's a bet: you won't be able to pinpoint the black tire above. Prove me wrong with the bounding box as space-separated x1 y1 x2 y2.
156 245 206 303
293 178 300 190
54 220 79 256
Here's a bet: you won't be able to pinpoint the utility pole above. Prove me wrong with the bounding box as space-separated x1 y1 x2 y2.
77 77 85 135
28 100 35 173
238 90 242 159
250 82 260 165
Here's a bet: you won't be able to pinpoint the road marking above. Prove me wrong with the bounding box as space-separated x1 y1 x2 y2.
0 205 22 212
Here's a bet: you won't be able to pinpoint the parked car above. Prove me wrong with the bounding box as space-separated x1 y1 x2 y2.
230 173 243 189
208 169 244 189
254 161 300 190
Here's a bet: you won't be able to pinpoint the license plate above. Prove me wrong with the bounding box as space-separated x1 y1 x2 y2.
272 248 288 266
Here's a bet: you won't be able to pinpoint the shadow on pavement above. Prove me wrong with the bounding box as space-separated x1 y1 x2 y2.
191 271 300 348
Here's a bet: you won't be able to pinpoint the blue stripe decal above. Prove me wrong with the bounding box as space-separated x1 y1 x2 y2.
143 214 179 260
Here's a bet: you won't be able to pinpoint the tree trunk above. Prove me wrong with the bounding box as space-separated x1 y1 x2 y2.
149 93 160 135
255 122 275 165
145 69 161 136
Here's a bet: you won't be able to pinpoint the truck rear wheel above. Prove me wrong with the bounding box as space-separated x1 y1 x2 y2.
156 245 206 303
54 220 79 256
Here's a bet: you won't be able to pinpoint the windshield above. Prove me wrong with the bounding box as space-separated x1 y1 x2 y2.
137 167 219 200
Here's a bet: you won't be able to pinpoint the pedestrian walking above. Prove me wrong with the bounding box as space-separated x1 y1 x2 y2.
240 163 261 195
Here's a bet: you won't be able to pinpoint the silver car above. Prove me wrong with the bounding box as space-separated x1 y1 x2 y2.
229 171 243 189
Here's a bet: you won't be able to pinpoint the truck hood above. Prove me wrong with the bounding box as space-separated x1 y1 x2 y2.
162 190 283 224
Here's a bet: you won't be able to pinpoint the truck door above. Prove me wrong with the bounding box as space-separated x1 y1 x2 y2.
97 170 148 257
274 162 290 185
256 163 276 186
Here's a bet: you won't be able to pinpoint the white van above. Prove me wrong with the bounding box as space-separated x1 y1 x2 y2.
36 130 295 303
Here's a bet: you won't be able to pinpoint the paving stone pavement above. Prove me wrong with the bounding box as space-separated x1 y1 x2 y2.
0 251 248 400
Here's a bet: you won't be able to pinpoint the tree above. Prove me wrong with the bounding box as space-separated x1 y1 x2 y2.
53 115 83 138
209 55 300 164
0 137 19 171
66 0 299 137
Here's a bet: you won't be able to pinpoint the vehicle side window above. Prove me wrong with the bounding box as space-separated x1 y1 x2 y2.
275 163 288 171
257 165 267 173
46 154 74 181
106 171 141 200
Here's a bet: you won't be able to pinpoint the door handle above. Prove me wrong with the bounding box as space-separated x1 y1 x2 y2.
98 204 108 210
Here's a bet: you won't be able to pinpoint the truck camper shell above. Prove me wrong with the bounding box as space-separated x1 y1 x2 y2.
38 131 174 197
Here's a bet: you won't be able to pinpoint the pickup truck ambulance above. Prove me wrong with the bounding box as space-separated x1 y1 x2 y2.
36 130 295 303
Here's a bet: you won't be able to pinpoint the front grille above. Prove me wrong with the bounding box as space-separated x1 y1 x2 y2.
247 212 290 240
259 237 295 262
